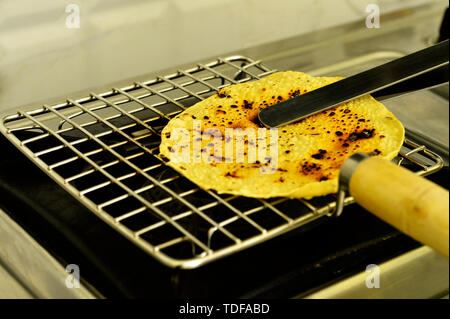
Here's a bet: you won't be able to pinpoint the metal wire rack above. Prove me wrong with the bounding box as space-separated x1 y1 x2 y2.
0 55 444 269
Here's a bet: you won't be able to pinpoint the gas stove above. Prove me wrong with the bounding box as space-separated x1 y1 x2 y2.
0 3 448 299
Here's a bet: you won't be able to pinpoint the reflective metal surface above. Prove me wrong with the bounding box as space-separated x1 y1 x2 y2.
259 41 449 128
0 209 95 298
303 246 449 299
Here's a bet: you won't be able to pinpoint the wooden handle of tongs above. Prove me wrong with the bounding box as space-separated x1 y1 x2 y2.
342 154 449 257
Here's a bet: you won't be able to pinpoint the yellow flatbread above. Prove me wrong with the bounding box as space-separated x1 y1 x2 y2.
159 71 404 199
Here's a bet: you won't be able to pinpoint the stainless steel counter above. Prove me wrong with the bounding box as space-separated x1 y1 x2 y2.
0 209 95 298
303 246 449 299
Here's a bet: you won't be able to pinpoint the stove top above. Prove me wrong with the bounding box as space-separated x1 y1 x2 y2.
0 5 448 298
0 55 447 297
3 131 444 298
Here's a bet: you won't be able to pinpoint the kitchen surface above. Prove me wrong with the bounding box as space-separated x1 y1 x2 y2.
0 0 448 300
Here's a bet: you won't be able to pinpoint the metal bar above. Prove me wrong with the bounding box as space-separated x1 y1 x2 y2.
219 58 262 80
155 237 189 251
204 190 267 233
48 156 79 170
24 106 213 253
157 76 205 101
134 198 238 238
298 199 318 212
64 151 149 183
112 87 172 121
61 100 241 244
135 82 186 110
21 132 52 145
177 69 220 91
258 199 293 223
198 63 239 84
115 206 147 222
91 93 161 137
132 196 236 235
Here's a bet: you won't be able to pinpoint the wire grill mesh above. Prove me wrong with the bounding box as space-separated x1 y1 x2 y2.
0 55 444 268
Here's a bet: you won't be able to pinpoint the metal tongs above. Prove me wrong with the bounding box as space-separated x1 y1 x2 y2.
258 40 449 128
259 40 449 257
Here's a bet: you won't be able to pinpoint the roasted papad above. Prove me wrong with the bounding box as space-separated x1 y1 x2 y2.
160 71 404 199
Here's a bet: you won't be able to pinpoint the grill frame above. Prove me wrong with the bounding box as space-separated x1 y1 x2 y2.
0 55 444 269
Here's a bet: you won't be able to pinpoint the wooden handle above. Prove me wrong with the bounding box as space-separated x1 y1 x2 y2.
349 157 449 257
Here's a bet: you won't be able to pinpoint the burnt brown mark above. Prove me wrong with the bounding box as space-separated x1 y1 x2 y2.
348 129 375 142
301 162 322 175
311 149 327 160
218 90 231 99
249 115 263 128
311 154 323 159
243 100 253 109
368 149 381 156
225 171 240 178
277 168 287 172
290 89 301 98
319 176 328 181
279 177 285 183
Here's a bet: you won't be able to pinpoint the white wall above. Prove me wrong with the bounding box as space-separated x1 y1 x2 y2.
0 0 442 111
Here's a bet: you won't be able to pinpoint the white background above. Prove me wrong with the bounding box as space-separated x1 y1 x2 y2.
0 0 444 111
